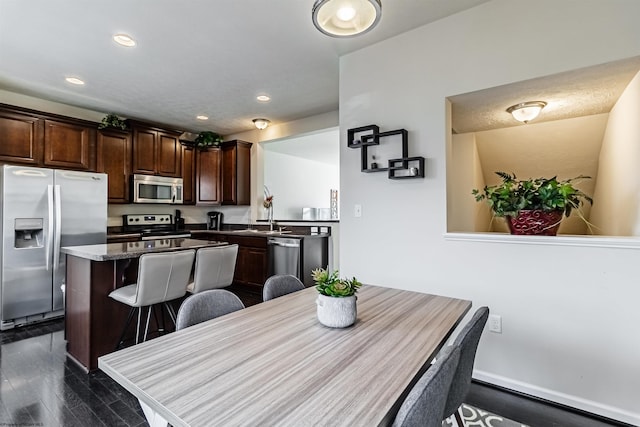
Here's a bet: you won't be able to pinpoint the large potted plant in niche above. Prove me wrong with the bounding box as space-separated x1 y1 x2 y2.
313 268 361 328
472 172 593 236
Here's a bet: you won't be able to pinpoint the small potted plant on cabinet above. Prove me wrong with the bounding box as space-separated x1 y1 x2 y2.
472 171 593 235
98 113 127 130
194 131 223 149
313 268 361 328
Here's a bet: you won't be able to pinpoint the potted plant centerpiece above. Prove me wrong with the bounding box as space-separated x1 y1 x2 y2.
312 268 361 328
472 172 593 235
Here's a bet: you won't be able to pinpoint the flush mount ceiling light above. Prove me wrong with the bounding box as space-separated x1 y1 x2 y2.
506 101 547 123
312 0 382 38
196 115 209 120
65 77 85 85
113 34 136 47
256 95 271 102
253 118 271 130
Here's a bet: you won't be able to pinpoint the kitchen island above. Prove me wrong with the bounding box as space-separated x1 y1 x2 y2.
61 238 227 372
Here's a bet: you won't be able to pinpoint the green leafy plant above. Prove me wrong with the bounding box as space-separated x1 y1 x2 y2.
312 268 361 297
472 171 593 218
98 113 127 130
194 131 223 148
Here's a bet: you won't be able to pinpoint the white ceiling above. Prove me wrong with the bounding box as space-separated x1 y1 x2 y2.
450 56 640 134
0 0 490 135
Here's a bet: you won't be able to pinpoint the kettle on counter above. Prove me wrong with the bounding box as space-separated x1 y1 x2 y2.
207 211 223 230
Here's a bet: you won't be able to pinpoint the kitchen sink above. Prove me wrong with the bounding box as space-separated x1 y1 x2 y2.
231 229 293 235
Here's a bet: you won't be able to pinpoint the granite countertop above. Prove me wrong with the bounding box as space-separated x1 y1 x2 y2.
61 238 227 261
191 230 330 239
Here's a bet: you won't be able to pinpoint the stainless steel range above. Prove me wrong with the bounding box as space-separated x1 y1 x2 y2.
123 214 191 240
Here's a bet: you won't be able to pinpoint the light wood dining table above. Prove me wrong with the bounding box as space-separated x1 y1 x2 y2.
99 285 471 427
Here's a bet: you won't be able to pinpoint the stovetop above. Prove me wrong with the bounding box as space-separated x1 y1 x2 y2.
123 214 190 239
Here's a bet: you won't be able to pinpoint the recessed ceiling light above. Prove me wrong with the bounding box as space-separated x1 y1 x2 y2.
256 95 271 102
65 77 85 85
113 34 136 47
196 115 209 120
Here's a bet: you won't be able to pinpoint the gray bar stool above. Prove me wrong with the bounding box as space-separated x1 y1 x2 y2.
186 244 238 293
110 249 195 348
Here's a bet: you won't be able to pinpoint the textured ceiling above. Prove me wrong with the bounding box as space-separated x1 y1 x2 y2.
450 56 640 134
0 0 489 135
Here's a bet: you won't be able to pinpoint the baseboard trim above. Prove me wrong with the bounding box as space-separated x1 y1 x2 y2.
473 370 639 426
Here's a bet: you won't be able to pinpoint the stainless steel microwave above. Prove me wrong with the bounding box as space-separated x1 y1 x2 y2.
132 174 183 204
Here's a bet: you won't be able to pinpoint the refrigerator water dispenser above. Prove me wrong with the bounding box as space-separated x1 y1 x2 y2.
14 218 44 248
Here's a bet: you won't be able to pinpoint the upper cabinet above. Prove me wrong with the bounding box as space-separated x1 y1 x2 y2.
44 119 96 170
182 145 196 205
195 140 252 206
222 140 252 205
0 105 96 170
97 128 131 203
131 122 182 177
195 147 222 205
0 107 43 165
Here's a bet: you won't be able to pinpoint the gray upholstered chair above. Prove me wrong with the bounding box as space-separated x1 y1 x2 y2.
443 306 490 427
262 274 305 301
110 249 195 348
186 244 239 293
176 289 245 330
392 345 461 427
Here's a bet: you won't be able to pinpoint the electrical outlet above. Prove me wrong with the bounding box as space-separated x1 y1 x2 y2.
488 314 502 333
354 204 362 217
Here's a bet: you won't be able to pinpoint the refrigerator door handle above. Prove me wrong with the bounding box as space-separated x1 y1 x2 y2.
46 184 54 271
53 185 62 270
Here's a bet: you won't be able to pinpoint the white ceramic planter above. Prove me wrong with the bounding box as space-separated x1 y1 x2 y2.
316 294 357 328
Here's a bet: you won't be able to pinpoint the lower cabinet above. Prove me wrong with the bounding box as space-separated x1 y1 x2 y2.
236 245 268 287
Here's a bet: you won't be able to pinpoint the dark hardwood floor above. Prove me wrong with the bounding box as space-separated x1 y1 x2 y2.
0 318 631 427
0 319 147 427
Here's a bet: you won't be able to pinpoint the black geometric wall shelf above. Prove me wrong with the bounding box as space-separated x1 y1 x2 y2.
347 124 425 179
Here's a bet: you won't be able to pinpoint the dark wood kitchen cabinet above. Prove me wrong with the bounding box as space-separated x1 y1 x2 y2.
131 123 182 177
182 145 196 204
44 119 96 170
222 140 252 205
0 107 43 165
195 147 222 205
97 128 131 203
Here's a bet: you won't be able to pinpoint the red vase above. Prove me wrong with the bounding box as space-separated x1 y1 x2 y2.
505 210 563 236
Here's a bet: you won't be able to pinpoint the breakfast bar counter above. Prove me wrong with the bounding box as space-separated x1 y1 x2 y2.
61 238 227 372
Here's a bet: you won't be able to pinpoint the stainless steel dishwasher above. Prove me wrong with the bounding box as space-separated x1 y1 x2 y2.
267 237 301 279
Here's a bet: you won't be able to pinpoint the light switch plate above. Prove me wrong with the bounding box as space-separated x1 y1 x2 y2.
354 204 362 217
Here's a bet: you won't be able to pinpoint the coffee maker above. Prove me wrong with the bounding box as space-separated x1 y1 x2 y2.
174 209 185 231
207 211 223 230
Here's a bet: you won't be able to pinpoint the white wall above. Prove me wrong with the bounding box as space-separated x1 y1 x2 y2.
225 111 339 222
590 70 640 235
263 150 339 220
339 0 640 424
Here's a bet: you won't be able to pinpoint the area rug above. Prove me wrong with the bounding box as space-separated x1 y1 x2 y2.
443 404 530 427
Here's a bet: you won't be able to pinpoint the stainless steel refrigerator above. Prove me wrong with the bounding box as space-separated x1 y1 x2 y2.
0 165 107 330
